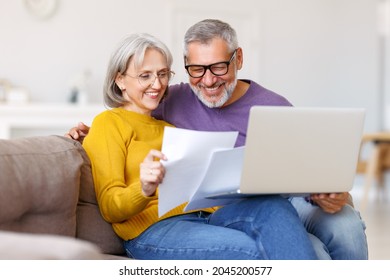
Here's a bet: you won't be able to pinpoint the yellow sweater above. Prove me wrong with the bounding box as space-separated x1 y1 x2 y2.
83 108 214 240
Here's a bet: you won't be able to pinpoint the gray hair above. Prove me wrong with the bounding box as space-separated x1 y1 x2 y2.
183 19 239 59
103 33 173 108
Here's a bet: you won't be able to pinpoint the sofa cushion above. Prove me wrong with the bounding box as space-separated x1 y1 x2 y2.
76 142 125 255
0 135 125 256
0 135 81 236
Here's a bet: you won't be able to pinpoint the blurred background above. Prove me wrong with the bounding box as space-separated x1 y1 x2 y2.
1 0 388 132
0 0 389 259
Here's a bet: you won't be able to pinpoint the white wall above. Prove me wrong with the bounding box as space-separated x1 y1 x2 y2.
381 0 390 129
0 0 385 133
0 0 175 104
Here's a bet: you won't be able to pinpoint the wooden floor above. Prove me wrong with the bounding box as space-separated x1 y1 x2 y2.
351 177 390 260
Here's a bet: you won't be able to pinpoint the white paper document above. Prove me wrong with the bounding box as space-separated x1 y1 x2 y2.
158 127 243 217
184 146 245 211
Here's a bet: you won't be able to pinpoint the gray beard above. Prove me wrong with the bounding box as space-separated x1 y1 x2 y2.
190 79 237 108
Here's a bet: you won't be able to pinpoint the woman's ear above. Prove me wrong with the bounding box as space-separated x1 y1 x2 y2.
115 72 125 91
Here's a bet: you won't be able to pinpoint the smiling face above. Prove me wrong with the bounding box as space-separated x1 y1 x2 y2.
185 38 243 108
115 48 170 115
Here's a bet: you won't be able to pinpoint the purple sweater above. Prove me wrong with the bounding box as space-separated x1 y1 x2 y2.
153 80 292 147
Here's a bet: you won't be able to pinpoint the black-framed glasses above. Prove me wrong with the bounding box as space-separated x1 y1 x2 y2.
125 70 175 88
184 49 237 78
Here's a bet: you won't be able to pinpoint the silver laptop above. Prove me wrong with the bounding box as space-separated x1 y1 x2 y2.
184 106 366 211
237 106 365 196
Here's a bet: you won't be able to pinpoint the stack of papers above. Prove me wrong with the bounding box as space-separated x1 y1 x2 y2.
158 127 244 217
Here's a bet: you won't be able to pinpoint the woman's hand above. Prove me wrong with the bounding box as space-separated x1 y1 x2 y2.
140 149 167 197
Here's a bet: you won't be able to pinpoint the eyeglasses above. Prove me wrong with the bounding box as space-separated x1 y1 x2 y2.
184 49 237 78
125 70 175 88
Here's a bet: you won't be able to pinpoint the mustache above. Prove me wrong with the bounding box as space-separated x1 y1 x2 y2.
197 81 225 88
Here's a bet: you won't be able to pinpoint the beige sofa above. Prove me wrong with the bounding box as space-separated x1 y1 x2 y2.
0 135 126 259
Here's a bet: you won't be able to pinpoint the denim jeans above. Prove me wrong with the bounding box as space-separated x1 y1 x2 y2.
124 195 317 260
289 196 368 260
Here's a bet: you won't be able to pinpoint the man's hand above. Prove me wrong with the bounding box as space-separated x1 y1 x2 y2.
310 192 352 214
64 122 90 144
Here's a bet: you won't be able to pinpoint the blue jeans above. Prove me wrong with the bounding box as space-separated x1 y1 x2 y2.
289 197 368 260
124 195 317 260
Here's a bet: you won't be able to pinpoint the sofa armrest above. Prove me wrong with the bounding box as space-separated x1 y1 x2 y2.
0 230 102 260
